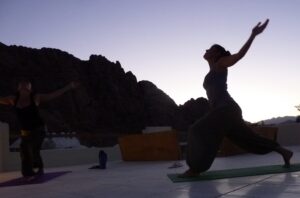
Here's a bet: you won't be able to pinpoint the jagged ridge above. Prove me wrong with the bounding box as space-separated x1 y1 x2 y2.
0 42 209 146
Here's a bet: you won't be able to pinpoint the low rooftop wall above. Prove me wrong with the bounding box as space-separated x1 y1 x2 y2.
277 123 300 146
0 122 121 172
1 121 300 172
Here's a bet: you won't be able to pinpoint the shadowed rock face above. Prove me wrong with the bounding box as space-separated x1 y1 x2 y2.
0 42 209 146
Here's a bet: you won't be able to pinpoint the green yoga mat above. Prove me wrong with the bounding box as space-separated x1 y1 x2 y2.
168 163 300 183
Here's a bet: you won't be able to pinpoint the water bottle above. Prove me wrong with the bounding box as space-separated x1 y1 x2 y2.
99 150 107 169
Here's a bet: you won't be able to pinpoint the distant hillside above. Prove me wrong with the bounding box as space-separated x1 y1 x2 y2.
261 116 297 125
0 42 209 146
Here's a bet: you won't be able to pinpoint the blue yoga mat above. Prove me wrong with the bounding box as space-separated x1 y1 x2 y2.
0 171 71 187
168 164 300 183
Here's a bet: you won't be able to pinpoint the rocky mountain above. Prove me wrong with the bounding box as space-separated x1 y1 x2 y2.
260 116 297 125
0 42 209 146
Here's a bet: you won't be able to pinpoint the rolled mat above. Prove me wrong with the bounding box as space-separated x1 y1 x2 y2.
168 164 300 183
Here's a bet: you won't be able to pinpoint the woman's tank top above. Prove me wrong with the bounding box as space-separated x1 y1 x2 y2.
15 93 44 130
203 69 235 108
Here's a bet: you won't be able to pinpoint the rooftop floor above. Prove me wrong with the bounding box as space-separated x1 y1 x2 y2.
1 146 300 198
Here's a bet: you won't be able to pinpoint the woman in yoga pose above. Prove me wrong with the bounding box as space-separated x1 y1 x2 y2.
0 79 79 178
181 19 293 177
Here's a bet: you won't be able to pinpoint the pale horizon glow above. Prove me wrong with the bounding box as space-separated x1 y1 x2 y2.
1 0 300 122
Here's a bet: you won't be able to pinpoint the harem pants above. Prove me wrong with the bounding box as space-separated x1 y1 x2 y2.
186 102 279 173
20 126 45 177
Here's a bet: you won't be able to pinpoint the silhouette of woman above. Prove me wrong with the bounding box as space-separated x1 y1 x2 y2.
181 19 293 177
0 79 79 178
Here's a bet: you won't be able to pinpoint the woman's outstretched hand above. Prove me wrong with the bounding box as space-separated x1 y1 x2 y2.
252 19 269 37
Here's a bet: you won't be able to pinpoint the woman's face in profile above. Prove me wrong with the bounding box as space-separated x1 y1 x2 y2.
18 81 32 92
203 46 219 60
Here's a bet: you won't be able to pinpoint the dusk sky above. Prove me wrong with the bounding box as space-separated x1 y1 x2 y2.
1 0 300 122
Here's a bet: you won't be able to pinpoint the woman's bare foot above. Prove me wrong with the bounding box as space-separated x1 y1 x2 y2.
283 150 293 168
178 169 200 178
277 147 293 168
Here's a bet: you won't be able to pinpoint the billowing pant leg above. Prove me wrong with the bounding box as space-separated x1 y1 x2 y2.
186 107 234 172
227 122 279 154
32 127 46 171
20 137 35 177
186 125 222 172
32 137 44 170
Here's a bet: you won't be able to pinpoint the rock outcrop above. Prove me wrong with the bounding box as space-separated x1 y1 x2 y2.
0 42 209 146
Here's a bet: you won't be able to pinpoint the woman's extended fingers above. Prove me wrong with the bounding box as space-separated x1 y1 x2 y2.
252 19 269 35
260 19 269 29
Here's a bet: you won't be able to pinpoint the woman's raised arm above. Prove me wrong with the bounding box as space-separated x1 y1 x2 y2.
216 19 269 69
35 81 79 105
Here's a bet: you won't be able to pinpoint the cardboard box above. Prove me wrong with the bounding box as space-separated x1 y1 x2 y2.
118 131 181 161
